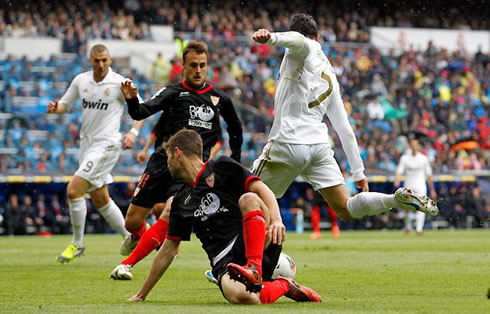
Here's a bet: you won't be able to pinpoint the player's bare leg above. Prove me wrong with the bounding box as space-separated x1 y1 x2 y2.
221 273 261 304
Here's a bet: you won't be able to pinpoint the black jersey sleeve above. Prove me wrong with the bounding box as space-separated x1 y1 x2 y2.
215 156 261 193
127 86 174 120
219 95 243 162
167 196 193 242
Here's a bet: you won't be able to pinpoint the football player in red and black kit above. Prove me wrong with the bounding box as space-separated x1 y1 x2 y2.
111 41 244 279
128 129 321 304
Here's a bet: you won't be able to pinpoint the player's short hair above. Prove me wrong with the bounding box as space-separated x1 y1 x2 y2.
289 13 318 38
183 41 208 62
164 129 203 158
90 44 109 56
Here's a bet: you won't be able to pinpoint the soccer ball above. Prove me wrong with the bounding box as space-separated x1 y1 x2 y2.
272 253 296 279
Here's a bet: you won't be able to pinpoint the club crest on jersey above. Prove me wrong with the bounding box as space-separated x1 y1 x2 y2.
205 173 215 187
104 88 110 96
210 95 220 106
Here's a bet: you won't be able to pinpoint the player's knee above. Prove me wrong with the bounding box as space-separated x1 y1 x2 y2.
66 184 82 200
152 202 165 217
238 192 260 212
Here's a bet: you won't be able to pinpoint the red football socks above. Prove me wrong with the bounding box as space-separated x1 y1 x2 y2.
127 221 147 240
260 278 290 304
122 218 169 266
311 205 321 233
327 206 338 226
242 210 266 272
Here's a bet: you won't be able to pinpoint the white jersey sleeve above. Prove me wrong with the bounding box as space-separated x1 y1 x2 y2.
268 32 309 58
59 74 81 110
326 89 366 181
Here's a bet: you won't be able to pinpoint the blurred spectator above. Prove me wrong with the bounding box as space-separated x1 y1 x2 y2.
4 194 28 235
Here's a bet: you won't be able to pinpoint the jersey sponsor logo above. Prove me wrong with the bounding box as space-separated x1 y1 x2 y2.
193 193 228 221
188 120 212 129
82 98 109 110
179 91 190 97
189 105 214 121
188 104 215 129
210 95 220 106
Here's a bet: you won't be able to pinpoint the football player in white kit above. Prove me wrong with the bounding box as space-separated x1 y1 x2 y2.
394 137 437 235
251 14 439 226
47 44 144 263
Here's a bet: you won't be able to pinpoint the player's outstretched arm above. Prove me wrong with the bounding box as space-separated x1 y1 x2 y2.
219 97 243 162
326 92 366 185
128 238 180 302
208 140 222 161
254 29 308 56
248 180 286 245
47 100 68 114
120 80 139 100
136 132 156 163
123 82 171 120
121 120 144 150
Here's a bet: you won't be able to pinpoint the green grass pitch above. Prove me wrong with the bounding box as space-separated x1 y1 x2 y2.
1 230 489 313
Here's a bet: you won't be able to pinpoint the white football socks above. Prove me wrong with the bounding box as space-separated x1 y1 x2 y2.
97 199 130 238
346 192 398 218
69 197 87 248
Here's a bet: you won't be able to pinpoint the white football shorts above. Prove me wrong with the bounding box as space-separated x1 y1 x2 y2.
75 139 122 192
252 141 345 198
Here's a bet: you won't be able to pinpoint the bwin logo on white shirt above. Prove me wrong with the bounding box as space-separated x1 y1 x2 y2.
189 105 214 121
82 98 108 110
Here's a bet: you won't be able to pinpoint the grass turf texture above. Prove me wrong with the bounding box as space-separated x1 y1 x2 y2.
0 230 488 313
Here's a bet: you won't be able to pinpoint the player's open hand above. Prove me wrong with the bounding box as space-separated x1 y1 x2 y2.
355 178 369 192
253 29 271 44
47 100 58 113
120 80 139 100
268 219 286 245
127 294 145 302
121 133 137 149
136 150 148 163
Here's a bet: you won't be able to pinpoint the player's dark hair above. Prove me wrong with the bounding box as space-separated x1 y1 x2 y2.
164 129 203 158
90 44 109 56
289 14 318 38
183 41 208 62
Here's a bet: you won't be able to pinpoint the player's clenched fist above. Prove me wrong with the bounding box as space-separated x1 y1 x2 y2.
47 100 58 113
253 29 271 44
120 80 139 100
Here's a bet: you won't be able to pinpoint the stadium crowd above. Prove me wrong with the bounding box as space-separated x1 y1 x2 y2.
0 0 489 234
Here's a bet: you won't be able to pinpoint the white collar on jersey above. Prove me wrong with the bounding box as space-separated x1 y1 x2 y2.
91 67 117 84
